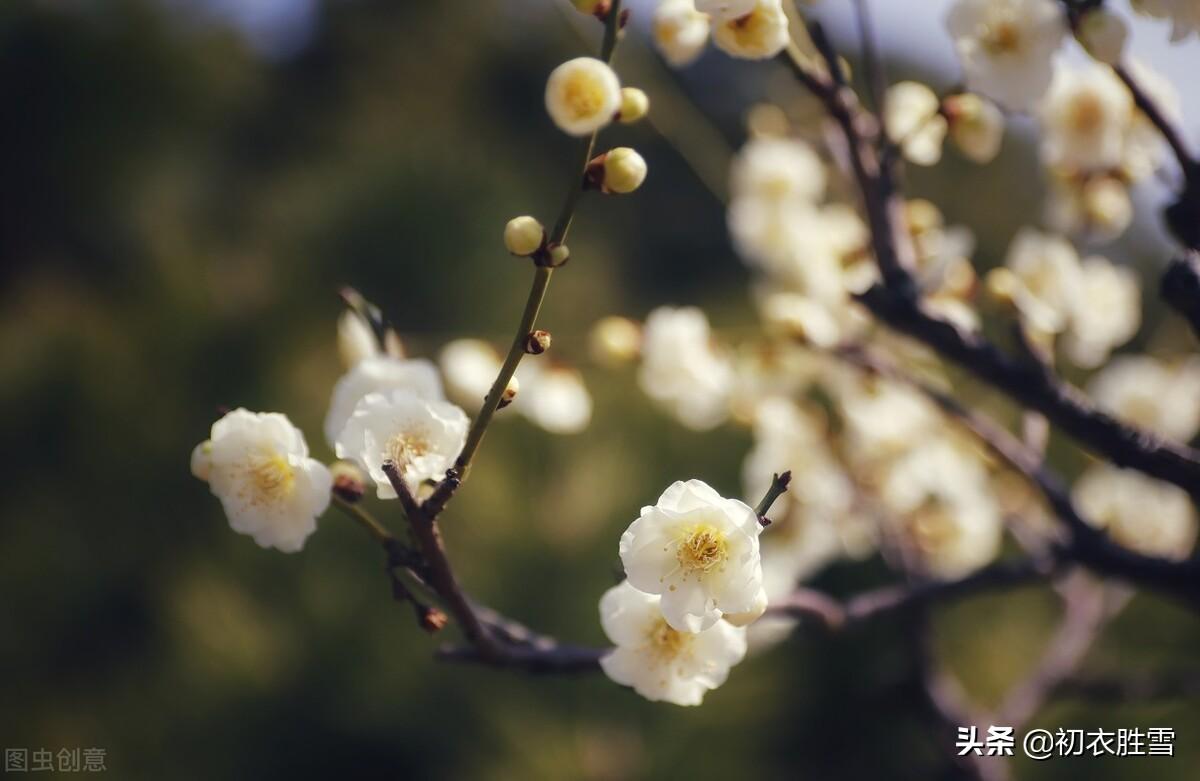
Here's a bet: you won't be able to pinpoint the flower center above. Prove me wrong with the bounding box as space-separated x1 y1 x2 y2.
981 18 1022 55
385 430 430 469
1068 93 1106 135
563 73 607 121
646 618 690 659
908 497 958 553
727 10 769 49
675 523 729 576
250 452 294 503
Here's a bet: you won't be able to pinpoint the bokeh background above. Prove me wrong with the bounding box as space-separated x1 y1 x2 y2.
1 1 1198 779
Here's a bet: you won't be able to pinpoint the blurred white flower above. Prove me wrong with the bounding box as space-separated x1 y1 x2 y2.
1088 355 1200 442
1074 465 1197 560
324 355 444 449
1045 174 1133 241
944 92 1005 163
544 57 622 137
1039 63 1132 173
438 339 501 410
589 315 642 367
1077 7 1128 65
885 81 948 166
1062 255 1140 369
696 0 756 20
839 378 942 467
619 479 764 632
712 0 789 60
1131 0 1200 42
334 390 468 498
513 362 593 434
991 228 1083 335
945 0 1066 111
599 580 747 706
730 136 826 205
638 306 733 430
653 0 711 68
880 438 1003 579
337 311 379 369
192 409 332 553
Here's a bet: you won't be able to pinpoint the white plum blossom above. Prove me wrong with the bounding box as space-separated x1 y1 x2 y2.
945 0 1067 111
653 0 711 68
696 0 755 20
324 355 444 450
1088 355 1200 442
730 136 826 205
1074 465 1197 561
711 0 789 60
1077 7 1128 65
192 409 332 553
880 438 1003 580
1062 256 1140 369
513 362 593 434
1132 0 1200 42
544 57 622 137
944 93 1005 163
439 339 501 410
838 377 942 468
619 479 765 632
599 580 748 706
992 228 1083 335
638 306 733 430
1038 63 1132 173
335 390 468 498
337 310 379 369
1045 174 1133 241
885 81 948 166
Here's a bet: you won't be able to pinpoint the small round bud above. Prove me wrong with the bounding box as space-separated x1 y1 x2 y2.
330 461 366 503
589 315 641 367
601 147 648 194
504 215 545 257
1078 8 1127 66
617 87 650 124
525 329 552 355
499 376 520 408
944 93 1004 164
547 243 571 267
1082 176 1132 236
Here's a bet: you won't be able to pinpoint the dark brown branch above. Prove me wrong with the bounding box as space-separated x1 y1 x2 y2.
1161 251 1200 339
754 470 792 523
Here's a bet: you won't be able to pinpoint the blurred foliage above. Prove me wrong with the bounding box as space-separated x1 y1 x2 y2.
0 1 1197 779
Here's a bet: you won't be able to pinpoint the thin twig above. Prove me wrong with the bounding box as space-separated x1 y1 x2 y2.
754 470 792 521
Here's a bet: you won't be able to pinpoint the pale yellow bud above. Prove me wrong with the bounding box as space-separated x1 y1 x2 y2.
337 310 379 369
1082 176 1133 236
589 315 641 367
617 87 650 124
602 147 648 194
945 93 1004 164
499 376 520 408
504 215 545 257
545 57 621 137
1078 8 1128 66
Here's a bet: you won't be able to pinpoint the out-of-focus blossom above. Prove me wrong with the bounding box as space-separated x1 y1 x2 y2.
1062 255 1140 369
1045 173 1134 241
638 306 733 430
544 57 622 137
945 0 1067 111
711 0 789 60
988 228 1083 335
590 315 642 367
513 362 593 434
439 339 501 410
324 356 444 450
944 92 1005 163
838 377 942 469
1074 465 1197 560
880 438 1003 579
1039 63 1132 173
653 0 711 68
696 0 755 20
730 136 826 205
1077 7 1128 64
337 310 379 369
599 580 747 706
1088 355 1200 442
334 390 468 498
619 479 764 632
192 409 332 553
1131 0 1200 42
885 81 948 166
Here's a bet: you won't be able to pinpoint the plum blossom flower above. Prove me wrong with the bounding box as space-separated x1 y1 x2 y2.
439 339 501 410
1039 63 1132 173
1088 355 1200 442
1074 465 1197 561
513 362 593 434
1132 0 1200 42
335 390 468 498
653 0 711 68
711 0 789 60
990 228 1083 335
599 580 748 706
945 0 1067 111
943 92 1005 163
638 306 733 430
324 355 444 450
1062 256 1140 369
619 480 765 632
544 57 622 137
885 81 948 166
192 409 332 553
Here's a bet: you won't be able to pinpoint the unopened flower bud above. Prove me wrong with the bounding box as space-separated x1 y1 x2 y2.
546 243 571 267
504 215 545 257
499 376 520 408
1078 8 1127 66
944 92 1004 164
1082 176 1133 236
617 87 650 124
330 460 366 503
589 315 641 367
599 147 647 194
525 329 552 355
545 57 622 137
337 310 379 369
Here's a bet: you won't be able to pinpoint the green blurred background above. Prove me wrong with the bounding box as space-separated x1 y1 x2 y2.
1 1 1197 778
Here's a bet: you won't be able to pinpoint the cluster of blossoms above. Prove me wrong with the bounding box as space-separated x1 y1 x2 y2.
599 479 766 705
651 0 792 66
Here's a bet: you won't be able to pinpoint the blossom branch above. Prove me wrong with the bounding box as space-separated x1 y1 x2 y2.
754 470 792 522
444 0 624 497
